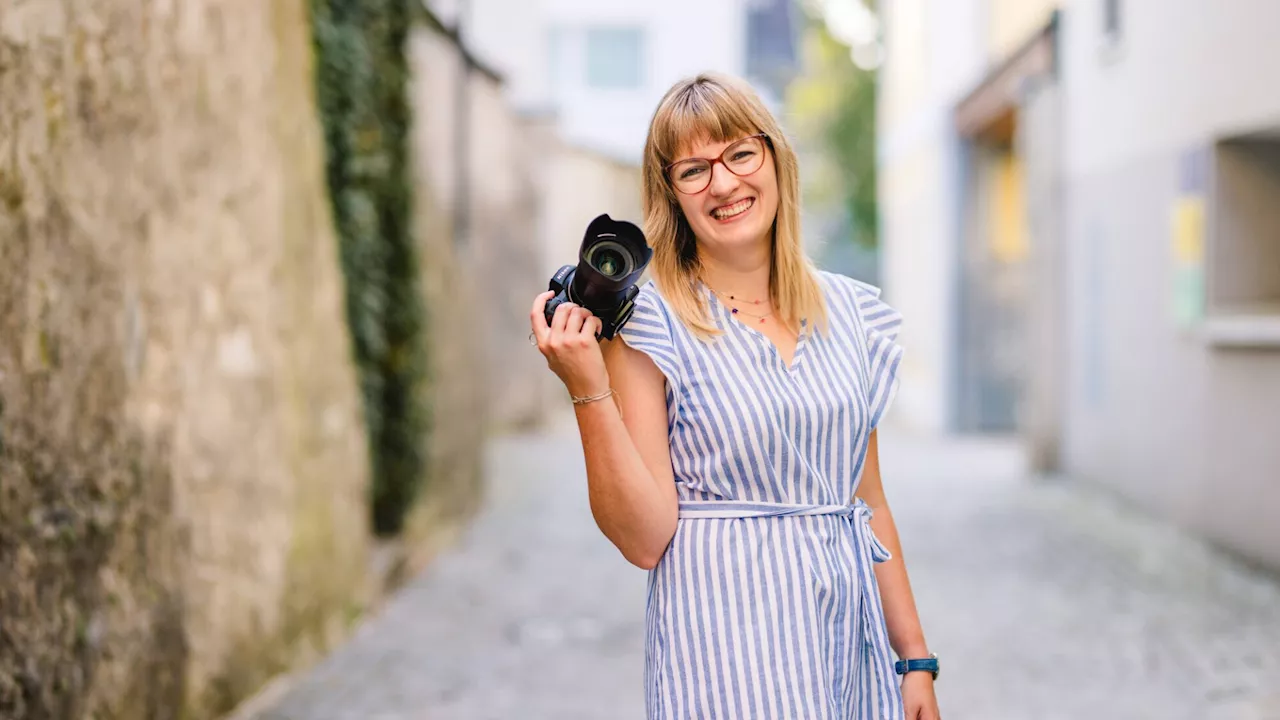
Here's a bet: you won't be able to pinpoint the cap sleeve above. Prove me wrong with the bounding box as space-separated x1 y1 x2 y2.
853 281 905 429
615 282 683 392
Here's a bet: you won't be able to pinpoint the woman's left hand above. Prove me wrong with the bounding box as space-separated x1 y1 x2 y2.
902 672 940 719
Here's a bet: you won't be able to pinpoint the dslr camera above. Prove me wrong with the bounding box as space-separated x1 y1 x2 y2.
544 214 653 341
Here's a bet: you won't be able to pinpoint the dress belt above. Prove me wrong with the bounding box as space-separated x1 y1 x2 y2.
675 497 892 565
675 497 898 691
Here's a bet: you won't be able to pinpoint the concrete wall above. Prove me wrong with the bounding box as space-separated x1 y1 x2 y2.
542 142 645 278
407 15 645 437
0 2 371 717
880 0 1280 568
1061 0 1280 178
877 0 986 433
879 0 1063 435
1020 83 1067 472
0 4 589 716
1058 0 1280 570
402 25 491 555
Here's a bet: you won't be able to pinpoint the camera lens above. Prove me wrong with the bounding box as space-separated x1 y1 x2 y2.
544 213 650 340
586 241 633 279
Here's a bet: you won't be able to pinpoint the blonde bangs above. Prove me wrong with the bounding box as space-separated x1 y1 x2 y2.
649 82 762 165
640 73 828 342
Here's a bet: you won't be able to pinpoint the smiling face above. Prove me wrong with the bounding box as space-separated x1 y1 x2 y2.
670 133 779 256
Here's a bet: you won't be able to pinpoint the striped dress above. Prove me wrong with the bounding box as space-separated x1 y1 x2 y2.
616 271 907 720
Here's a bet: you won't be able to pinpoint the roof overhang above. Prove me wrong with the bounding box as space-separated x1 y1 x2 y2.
954 10 1059 145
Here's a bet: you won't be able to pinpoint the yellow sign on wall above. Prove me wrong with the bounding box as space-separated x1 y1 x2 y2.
1172 196 1205 265
1171 194 1206 326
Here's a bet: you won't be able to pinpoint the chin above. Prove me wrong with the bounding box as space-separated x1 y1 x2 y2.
721 220 771 247
726 225 768 247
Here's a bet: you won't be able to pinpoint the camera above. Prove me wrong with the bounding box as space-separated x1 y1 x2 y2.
544 213 653 341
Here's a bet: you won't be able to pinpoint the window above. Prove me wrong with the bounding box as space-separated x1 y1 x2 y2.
547 26 568 92
585 26 645 90
1103 0 1123 41
1204 135 1280 347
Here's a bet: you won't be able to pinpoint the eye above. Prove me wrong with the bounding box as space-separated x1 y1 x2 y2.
679 165 706 181
731 149 757 161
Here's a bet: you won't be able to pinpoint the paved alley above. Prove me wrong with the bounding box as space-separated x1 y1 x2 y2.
246 418 1280 720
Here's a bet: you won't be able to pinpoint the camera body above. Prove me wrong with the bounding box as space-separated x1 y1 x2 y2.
544 214 653 341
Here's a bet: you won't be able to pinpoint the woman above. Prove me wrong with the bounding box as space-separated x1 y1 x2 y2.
529 73 941 720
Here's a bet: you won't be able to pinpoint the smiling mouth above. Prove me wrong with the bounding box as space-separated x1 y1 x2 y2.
711 197 755 221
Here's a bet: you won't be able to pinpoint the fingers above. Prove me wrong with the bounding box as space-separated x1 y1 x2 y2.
532 295 600 355
551 300 574 334
529 291 554 344
552 303 596 337
564 305 592 335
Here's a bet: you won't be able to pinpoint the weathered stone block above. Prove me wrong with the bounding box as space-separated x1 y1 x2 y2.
0 2 370 718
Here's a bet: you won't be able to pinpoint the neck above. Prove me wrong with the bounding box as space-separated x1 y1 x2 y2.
697 236 772 301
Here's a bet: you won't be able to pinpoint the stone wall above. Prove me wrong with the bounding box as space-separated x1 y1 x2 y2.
406 15 645 437
0 2 370 718
535 135 646 421
0 3 646 717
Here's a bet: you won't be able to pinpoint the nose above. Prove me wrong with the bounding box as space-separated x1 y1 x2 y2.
707 160 740 198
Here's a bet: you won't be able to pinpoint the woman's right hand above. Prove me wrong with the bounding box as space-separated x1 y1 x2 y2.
530 291 610 399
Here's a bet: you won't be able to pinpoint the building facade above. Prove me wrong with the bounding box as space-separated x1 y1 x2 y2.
1057 0 1280 572
416 0 801 425
466 0 797 165
879 0 1280 571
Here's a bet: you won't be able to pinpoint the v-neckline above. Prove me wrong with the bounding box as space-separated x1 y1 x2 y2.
704 284 807 373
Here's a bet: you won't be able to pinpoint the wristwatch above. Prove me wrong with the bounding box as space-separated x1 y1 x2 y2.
894 653 939 680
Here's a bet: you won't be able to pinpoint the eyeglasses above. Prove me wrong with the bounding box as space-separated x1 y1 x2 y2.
664 133 770 195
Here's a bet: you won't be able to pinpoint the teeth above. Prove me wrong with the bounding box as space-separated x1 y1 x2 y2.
713 198 753 220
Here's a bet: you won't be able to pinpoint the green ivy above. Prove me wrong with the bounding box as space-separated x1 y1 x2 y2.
309 0 429 536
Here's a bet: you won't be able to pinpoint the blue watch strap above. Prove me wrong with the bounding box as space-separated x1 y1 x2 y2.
894 653 939 679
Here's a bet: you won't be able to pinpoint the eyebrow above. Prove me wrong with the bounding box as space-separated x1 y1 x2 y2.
671 136 752 165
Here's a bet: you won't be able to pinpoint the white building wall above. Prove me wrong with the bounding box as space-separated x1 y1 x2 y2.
1062 0 1280 179
467 0 748 164
1058 0 1280 570
877 0 986 434
467 0 553 113
542 0 747 163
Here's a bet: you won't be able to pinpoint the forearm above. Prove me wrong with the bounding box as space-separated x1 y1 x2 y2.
868 503 930 658
574 399 678 569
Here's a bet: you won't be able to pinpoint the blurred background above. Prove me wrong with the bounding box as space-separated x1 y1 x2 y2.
1 0 1277 719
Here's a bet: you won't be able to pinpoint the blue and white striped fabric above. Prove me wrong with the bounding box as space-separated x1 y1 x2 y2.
617 271 906 720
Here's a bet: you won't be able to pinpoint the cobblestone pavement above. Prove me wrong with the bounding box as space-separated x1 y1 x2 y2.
248 417 1280 720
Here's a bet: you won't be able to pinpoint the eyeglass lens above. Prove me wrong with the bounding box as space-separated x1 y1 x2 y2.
667 136 766 194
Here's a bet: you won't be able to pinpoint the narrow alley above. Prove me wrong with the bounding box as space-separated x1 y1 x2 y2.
243 418 1280 720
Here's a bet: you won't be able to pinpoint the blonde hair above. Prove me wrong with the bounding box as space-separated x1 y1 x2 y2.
641 72 827 339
